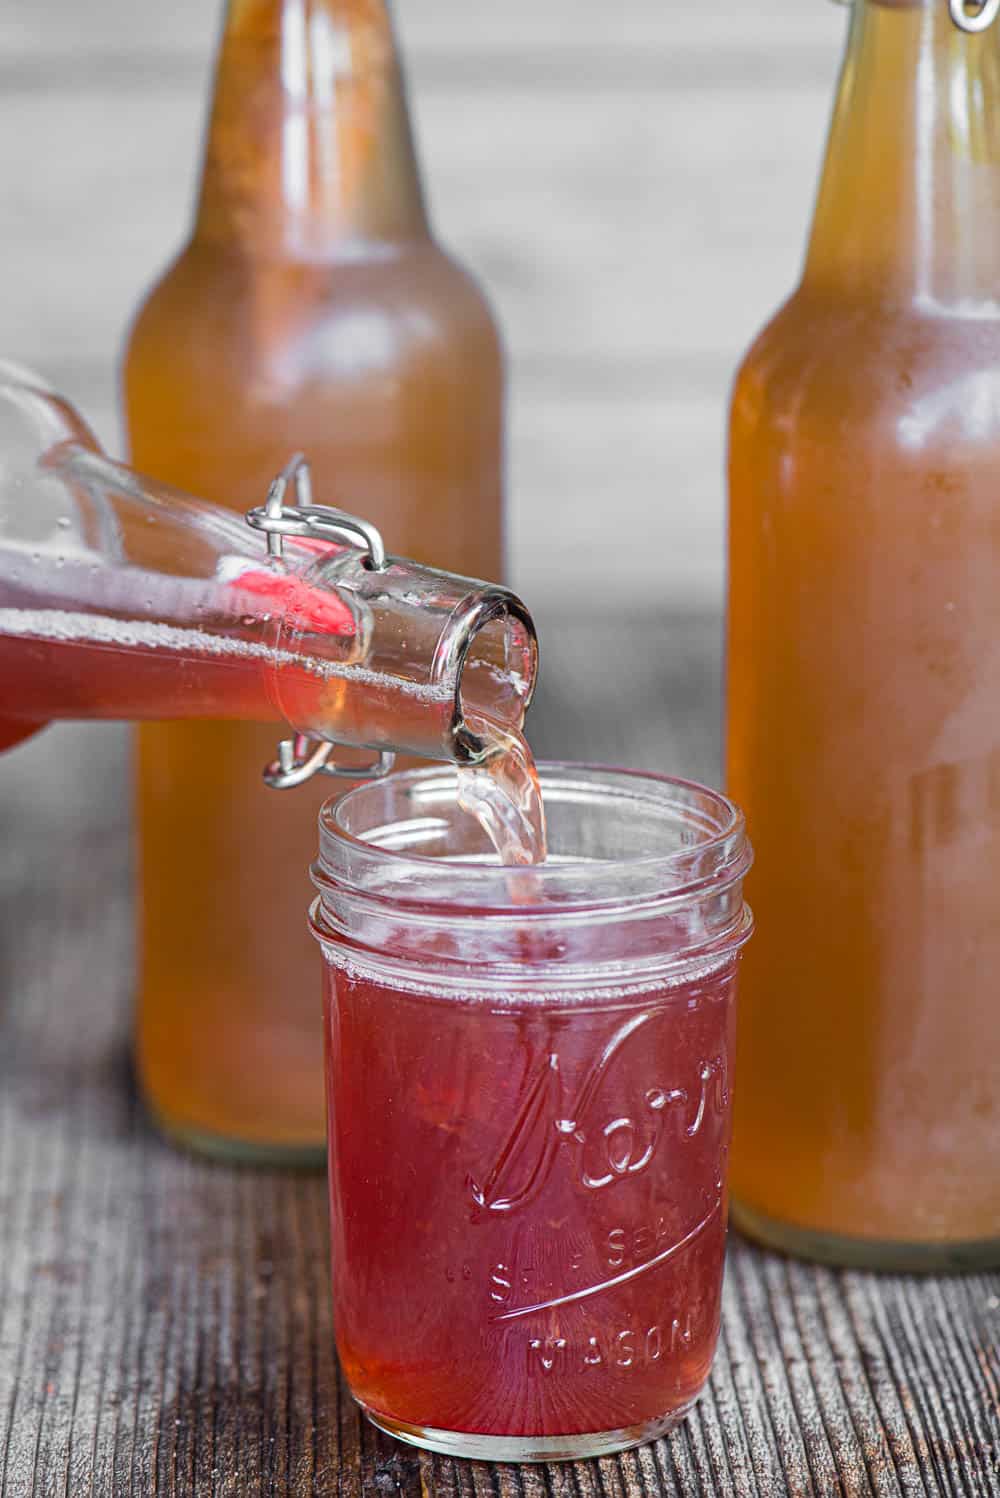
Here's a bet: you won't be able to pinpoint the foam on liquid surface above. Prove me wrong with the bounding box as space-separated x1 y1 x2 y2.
0 606 453 700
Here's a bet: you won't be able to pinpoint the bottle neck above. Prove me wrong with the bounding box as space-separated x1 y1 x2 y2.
0 369 538 765
803 0 1000 308
194 0 429 259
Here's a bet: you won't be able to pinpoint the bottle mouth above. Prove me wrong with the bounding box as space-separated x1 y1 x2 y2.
264 517 539 771
439 588 539 765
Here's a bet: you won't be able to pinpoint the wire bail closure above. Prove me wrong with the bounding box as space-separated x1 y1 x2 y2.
246 452 389 569
245 454 396 791
951 0 1000 32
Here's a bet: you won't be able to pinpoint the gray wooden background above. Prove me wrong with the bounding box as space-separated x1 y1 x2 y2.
1 0 845 611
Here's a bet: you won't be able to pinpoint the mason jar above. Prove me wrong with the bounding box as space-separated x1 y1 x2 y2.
310 764 753 1462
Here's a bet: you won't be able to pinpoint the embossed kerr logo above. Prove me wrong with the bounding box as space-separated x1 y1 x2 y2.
468 1012 727 1215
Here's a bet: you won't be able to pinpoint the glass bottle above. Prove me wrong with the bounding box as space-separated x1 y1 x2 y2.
728 0 1000 1270
0 365 534 768
122 0 504 1162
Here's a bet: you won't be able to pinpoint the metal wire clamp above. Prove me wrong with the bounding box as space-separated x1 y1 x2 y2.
246 452 389 569
263 732 395 791
245 454 396 790
951 0 1000 32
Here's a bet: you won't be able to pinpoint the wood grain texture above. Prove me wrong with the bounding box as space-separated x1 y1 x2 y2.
0 1 843 61
0 0 843 606
1 623 999 1497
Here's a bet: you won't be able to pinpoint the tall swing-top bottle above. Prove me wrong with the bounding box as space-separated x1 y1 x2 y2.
728 0 1000 1268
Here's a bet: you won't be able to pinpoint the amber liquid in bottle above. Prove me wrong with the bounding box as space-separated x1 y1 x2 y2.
123 0 503 1161
728 0 1000 1268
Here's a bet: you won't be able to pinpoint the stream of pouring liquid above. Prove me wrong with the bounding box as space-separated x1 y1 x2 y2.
456 712 547 869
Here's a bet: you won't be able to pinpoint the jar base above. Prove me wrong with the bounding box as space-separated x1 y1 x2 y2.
360 1401 696 1463
732 1199 1000 1273
149 1111 326 1170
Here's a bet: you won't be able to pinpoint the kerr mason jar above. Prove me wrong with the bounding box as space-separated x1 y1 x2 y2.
310 765 753 1462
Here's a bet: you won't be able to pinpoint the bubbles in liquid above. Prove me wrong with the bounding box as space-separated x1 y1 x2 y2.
0 607 478 704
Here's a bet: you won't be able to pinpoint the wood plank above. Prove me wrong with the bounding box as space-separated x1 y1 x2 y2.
0 0 845 63
510 391 730 607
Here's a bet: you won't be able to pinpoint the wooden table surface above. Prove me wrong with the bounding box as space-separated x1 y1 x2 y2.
1 613 999 1498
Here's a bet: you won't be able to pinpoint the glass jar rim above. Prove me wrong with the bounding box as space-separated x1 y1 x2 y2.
315 762 750 914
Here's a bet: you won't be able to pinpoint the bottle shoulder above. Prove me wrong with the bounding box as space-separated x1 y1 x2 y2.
131 237 494 322
731 287 1000 445
123 238 502 400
